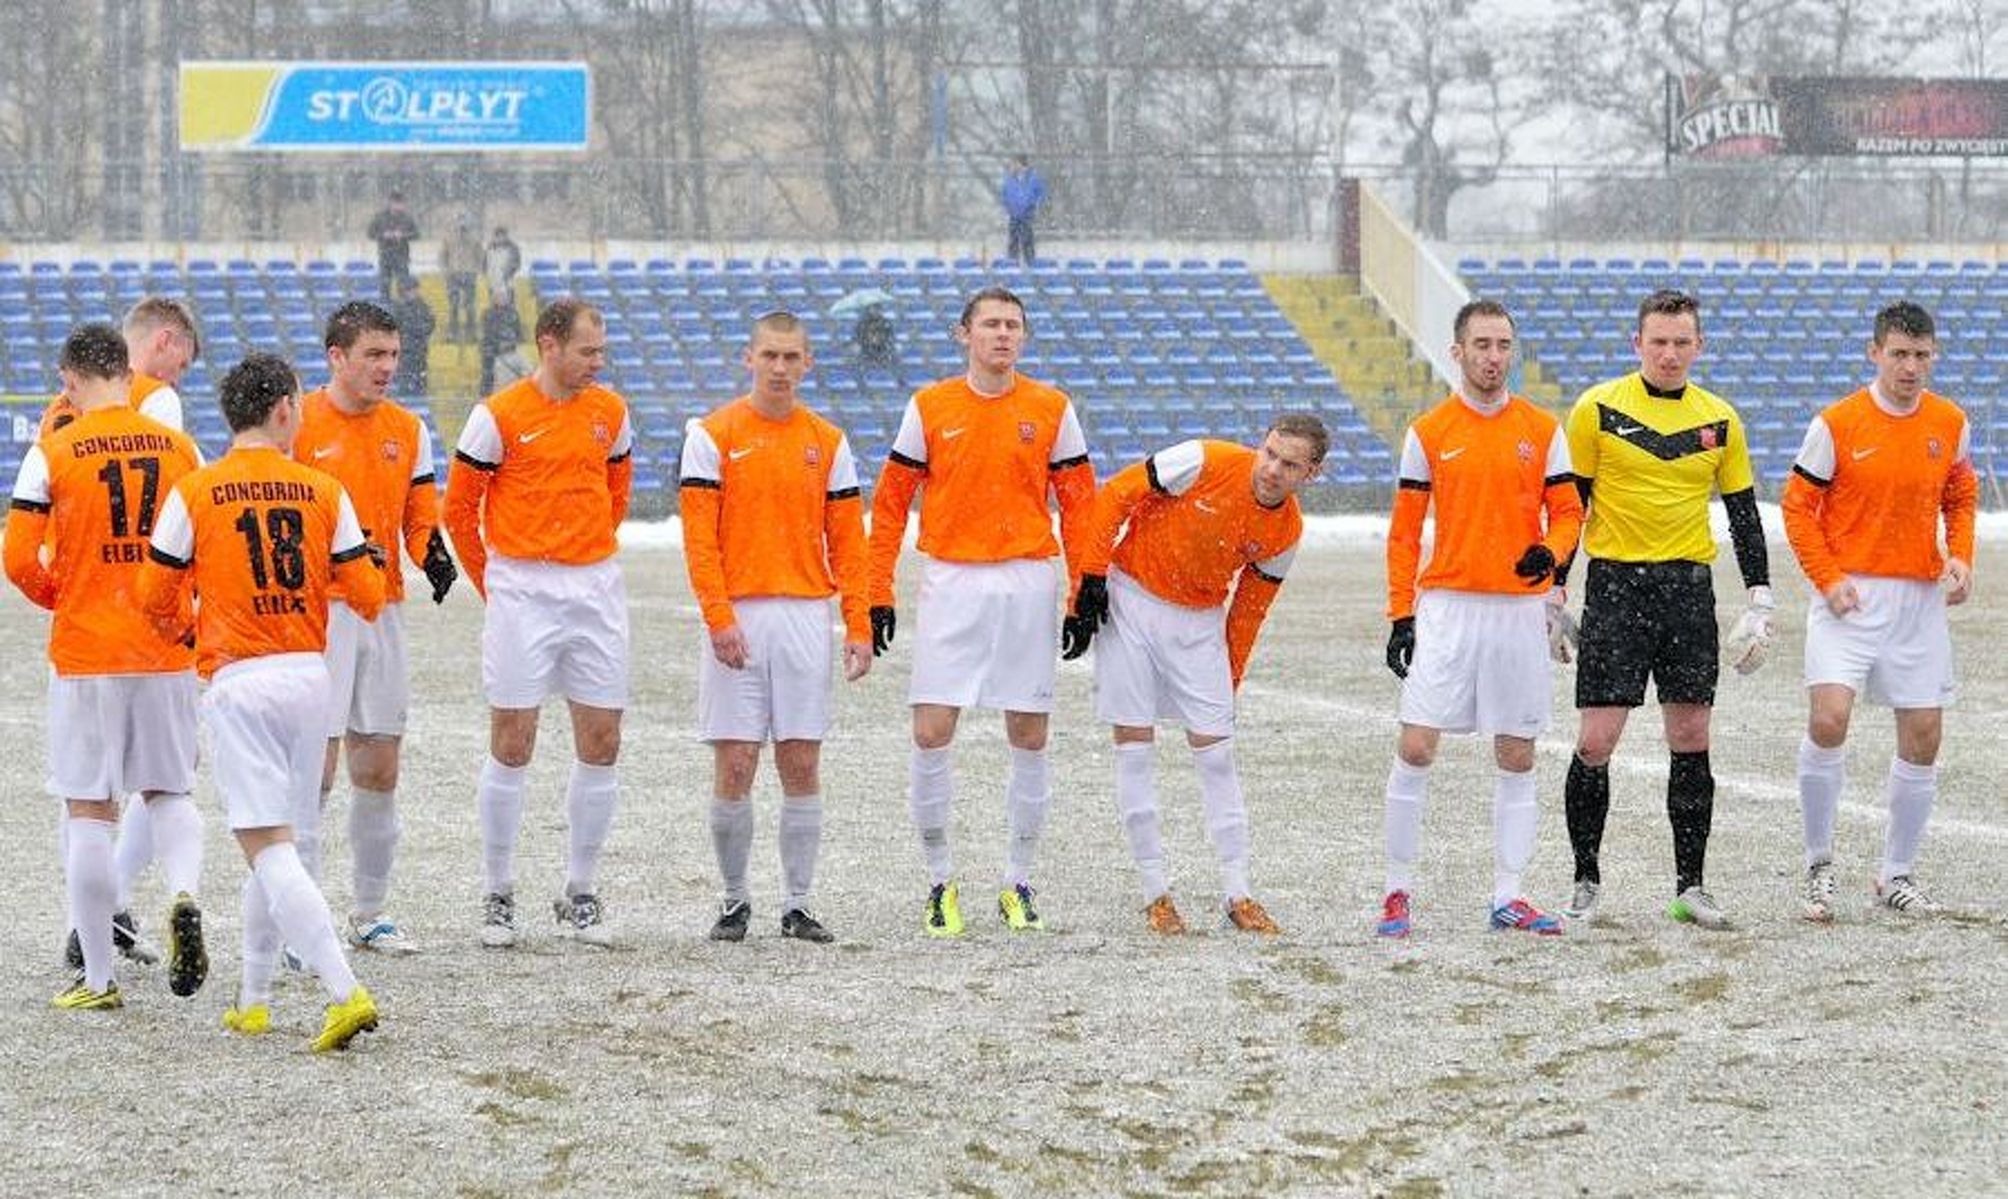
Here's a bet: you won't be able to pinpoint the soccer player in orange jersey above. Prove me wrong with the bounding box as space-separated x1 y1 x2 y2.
445 297 633 949
294 301 457 955
138 351 387 1051
38 297 202 969
1378 301 1584 939
679 312 871 944
1783 301 1977 921
868 287 1097 936
1070 414 1325 937
5 324 207 1010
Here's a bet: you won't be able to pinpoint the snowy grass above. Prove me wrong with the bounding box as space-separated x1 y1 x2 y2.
0 535 2001 1196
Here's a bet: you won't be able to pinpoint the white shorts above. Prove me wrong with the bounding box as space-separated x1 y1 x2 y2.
45 671 199 800
1804 575 1955 709
201 653 327 831
325 601 409 738
1094 569 1235 736
910 557 1059 713
698 597 833 742
1399 590 1552 738
482 555 630 710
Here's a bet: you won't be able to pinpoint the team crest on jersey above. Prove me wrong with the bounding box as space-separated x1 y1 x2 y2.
381 439 401 461
591 419 611 446
1515 439 1534 463
1698 426 1718 450
1927 437 1943 459
803 445 821 467
1240 540 1264 559
1017 421 1035 443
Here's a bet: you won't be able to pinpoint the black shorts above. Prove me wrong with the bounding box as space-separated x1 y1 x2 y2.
1575 559 1719 709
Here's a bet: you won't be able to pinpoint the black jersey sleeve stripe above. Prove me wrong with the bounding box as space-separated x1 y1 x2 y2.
679 477 721 490
1248 563 1286 585
409 472 436 488
1050 453 1091 471
1145 457 1166 493
1791 463 1831 488
331 544 371 565
826 485 862 501
8 497 50 514
1397 478 1431 491
1543 471 1575 488
147 545 190 569
887 449 925 470
454 449 499 472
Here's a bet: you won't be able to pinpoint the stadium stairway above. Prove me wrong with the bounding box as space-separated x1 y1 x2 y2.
1262 275 1441 447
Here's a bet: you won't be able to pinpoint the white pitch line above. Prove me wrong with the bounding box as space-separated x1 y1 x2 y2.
1241 681 2008 843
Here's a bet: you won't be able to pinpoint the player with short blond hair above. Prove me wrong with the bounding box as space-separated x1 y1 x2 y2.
1072 413 1325 936
1782 300 1976 921
679 311 871 944
446 296 633 949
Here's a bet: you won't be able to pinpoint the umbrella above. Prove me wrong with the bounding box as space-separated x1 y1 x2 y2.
829 287 895 318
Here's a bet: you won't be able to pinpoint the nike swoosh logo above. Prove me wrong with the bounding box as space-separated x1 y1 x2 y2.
1194 499 1218 513
1440 447 1467 460
1613 425 1643 436
518 429 547 444
311 446 338 460
1851 447 1879 460
729 447 755 461
942 427 967 440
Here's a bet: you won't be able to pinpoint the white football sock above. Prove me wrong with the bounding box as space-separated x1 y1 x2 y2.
66 817 117 991
146 793 203 899
909 746 954 884
564 761 619 897
252 841 358 1004
710 797 754 904
1797 737 1847 868
1004 746 1050 888
239 872 280 1008
1384 758 1430 894
1492 766 1539 907
1194 740 1251 902
112 797 153 911
1882 757 1937 882
1114 742 1167 900
478 756 530 895
348 788 399 918
293 783 325 885
778 794 823 913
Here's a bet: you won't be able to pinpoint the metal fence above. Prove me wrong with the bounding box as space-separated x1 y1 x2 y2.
0 156 2000 248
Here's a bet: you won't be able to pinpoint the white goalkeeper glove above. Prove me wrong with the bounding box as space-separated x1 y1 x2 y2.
1724 584 1776 676
1545 587 1578 665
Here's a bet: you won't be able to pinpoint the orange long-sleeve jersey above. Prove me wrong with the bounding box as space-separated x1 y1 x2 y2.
1080 439 1304 686
867 373 1096 606
4 406 202 675
678 396 870 641
1387 393 1582 620
294 388 440 604
444 376 633 597
1782 387 1977 593
39 372 185 437
140 445 385 679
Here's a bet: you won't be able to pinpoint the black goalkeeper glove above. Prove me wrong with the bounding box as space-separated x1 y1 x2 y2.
870 605 897 656
422 530 458 604
1385 617 1415 680
1512 543 1556 587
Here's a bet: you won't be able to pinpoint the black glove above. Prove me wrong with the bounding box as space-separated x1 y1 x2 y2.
1072 573 1109 631
363 540 388 570
1385 617 1415 679
422 529 458 604
1513 543 1556 587
1060 614 1098 660
870 605 897 656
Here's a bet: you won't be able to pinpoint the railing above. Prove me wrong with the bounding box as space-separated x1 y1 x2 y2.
0 157 1999 249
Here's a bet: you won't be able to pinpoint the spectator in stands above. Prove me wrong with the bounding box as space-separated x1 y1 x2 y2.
442 217 484 344
1001 156 1046 265
480 292 527 396
366 191 419 297
388 276 436 397
485 226 523 305
854 304 896 370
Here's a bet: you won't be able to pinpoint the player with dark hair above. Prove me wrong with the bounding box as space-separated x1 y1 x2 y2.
6 323 207 1010
1558 289 1772 930
1073 413 1325 935
868 286 1096 936
1379 300 1582 939
679 311 871 944
293 300 456 955
1783 301 1976 921
446 297 633 949
138 351 386 1050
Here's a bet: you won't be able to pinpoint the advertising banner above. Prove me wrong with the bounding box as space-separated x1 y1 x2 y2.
1669 75 2006 159
179 61 591 153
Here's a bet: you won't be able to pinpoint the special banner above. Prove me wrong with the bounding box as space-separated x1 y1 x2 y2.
1669 75 2007 159
179 61 591 153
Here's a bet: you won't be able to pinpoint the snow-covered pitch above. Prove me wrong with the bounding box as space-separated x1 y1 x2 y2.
0 521 2000 1195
